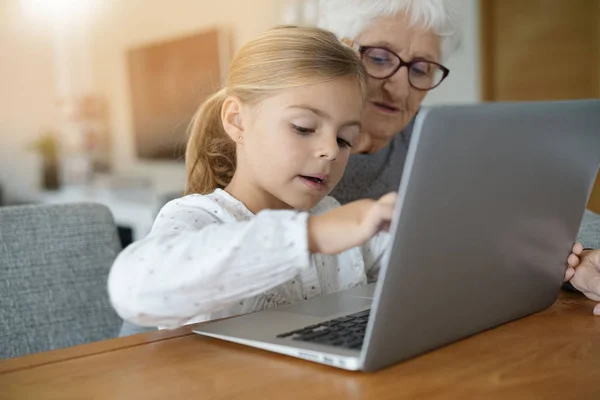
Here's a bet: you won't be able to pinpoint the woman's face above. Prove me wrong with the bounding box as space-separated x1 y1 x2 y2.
354 11 442 152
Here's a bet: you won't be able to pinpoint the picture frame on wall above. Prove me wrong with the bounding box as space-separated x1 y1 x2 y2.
127 28 231 161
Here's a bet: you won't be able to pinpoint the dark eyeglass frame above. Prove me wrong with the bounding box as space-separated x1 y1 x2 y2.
358 46 450 91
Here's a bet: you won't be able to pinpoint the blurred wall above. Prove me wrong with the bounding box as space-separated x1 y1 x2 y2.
422 0 481 107
0 0 283 201
0 1 58 202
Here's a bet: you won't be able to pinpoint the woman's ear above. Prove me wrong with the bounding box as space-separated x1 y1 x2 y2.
222 96 245 144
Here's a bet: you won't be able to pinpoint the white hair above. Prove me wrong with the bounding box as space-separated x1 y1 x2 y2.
318 0 462 61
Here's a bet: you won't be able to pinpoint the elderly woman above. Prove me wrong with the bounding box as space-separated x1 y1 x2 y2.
319 0 600 313
319 0 457 202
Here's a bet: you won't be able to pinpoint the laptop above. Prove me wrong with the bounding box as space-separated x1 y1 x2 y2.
193 100 600 372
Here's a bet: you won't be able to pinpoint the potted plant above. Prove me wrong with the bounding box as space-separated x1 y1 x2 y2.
29 131 60 190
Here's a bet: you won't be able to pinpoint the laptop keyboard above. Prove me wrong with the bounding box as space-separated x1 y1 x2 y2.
275 309 370 350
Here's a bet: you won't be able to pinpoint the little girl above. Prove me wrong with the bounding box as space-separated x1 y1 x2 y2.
108 26 397 329
108 26 584 328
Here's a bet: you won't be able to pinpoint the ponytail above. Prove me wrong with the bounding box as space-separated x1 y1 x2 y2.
185 88 236 195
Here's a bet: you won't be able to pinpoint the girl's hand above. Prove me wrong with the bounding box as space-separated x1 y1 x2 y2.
308 192 397 255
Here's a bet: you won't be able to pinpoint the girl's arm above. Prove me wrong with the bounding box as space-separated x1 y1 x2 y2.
320 196 392 283
108 192 397 328
108 196 310 328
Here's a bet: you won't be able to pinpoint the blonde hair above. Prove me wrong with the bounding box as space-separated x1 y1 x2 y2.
185 25 367 195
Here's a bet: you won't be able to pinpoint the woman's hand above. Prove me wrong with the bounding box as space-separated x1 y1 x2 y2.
566 244 600 315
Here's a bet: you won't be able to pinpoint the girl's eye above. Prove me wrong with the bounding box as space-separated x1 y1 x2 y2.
292 124 352 148
337 138 353 148
292 124 314 135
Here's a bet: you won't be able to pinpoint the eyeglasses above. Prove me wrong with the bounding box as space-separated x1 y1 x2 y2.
358 46 450 91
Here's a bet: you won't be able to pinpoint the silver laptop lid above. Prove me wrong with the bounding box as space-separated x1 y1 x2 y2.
361 100 600 371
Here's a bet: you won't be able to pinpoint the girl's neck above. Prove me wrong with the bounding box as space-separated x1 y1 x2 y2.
224 173 292 214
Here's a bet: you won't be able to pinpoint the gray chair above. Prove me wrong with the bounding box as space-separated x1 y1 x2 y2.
578 209 600 249
0 203 123 359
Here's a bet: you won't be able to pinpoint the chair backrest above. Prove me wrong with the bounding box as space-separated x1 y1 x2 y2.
579 209 600 249
0 203 123 359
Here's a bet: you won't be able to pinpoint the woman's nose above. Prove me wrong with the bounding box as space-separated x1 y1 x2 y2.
382 67 410 101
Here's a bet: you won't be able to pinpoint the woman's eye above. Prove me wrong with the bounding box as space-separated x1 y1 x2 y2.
337 137 353 148
292 124 314 135
369 55 389 65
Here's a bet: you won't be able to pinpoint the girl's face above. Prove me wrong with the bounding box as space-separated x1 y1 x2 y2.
224 76 364 212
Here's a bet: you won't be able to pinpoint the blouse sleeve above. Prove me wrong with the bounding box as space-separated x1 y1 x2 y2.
108 196 311 328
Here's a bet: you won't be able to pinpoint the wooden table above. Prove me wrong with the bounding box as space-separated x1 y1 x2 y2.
1 291 599 400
